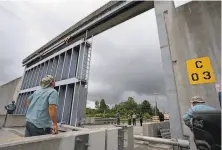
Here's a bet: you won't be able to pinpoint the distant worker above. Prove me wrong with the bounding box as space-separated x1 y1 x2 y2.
159 112 164 122
116 112 120 125
139 113 143 126
25 75 59 137
127 113 132 125
5 101 16 114
132 113 136 126
183 96 215 128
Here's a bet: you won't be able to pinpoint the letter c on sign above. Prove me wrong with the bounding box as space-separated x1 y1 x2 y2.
195 61 203 68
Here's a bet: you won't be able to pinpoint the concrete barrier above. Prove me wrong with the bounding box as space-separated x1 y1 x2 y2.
0 77 22 115
0 127 124 150
143 121 170 137
0 114 26 128
85 117 116 125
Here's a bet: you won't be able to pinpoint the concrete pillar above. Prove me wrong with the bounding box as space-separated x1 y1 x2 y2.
154 1 184 139
163 0 221 133
155 1 221 150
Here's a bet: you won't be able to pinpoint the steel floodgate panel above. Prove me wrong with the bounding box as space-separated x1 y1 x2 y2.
42 61 49 79
78 85 88 121
16 40 91 126
36 64 44 85
46 59 53 75
69 47 79 78
51 56 59 77
61 50 72 80
18 94 25 114
24 71 30 89
62 84 74 124
57 85 66 122
56 53 65 81
21 72 27 90
33 66 40 87
70 83 80 126
15 94 22 114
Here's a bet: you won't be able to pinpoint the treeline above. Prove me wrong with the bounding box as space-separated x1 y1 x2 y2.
86 97 160 119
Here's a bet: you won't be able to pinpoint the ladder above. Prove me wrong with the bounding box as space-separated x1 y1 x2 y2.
84 43 92 88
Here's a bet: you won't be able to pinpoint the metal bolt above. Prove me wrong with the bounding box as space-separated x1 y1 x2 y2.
85 143 90 147
76 138 82 142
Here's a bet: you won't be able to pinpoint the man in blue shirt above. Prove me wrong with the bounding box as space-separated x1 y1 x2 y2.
183 96 215 128
5 101 16 114
25 75 59 137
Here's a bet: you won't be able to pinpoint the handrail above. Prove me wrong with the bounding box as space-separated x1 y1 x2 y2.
134 135 190 148
58 124 89 131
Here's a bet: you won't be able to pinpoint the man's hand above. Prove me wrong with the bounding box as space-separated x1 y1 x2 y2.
48 105 58 134
52 123 58 134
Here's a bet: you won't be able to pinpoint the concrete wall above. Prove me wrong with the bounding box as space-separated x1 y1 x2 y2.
0 127 124 150
0 114 26 127
84 117 116 125
0 77 22 115
155 1 220 149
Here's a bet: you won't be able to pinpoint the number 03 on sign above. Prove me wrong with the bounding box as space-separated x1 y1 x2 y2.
186 57 216 84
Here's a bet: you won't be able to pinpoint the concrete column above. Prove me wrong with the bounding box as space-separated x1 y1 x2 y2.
154 1 184 139
155 1 221 150
163 0 221 133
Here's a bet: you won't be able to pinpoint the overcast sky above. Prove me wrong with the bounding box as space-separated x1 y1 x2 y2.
0 0 190 112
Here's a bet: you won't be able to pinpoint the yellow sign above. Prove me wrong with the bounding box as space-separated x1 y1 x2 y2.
186 57 216 84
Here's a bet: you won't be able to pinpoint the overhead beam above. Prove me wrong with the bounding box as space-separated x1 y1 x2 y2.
23 1 154 65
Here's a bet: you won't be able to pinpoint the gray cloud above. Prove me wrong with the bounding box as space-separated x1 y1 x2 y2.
88 9 167 108
0 1 168 111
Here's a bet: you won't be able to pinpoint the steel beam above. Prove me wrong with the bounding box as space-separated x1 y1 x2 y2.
22 1 154 65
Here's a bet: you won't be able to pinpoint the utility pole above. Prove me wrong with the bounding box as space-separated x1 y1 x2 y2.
153 93 158 116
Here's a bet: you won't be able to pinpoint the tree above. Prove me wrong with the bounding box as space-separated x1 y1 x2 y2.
140 100 152 114
125 97 137 112
95 101 99 109
86 97 160 118
99 99 109 113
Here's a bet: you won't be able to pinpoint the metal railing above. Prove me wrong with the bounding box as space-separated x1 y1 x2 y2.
134 135 190 149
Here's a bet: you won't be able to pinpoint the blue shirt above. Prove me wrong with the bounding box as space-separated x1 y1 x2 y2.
183 104 215 124
26 87 59 128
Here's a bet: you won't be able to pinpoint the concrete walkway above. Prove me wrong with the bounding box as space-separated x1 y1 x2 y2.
0 130 24 144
